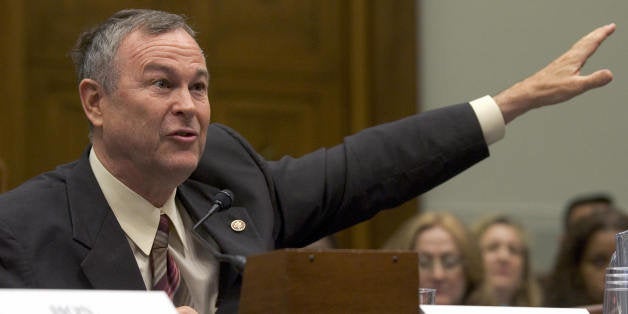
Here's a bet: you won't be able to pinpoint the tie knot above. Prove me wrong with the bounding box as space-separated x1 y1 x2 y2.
158 214 171 233
153 214 171 250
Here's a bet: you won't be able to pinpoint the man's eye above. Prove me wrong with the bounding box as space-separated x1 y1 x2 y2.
153 79 170 88
191 82 207 92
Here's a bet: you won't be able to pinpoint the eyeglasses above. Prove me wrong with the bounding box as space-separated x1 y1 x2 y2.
481 242 524 256
418 253 463 272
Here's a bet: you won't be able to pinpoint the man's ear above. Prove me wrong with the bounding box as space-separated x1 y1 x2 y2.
79 79 106 127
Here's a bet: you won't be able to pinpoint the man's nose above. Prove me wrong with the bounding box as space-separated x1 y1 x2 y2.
173 88 196 117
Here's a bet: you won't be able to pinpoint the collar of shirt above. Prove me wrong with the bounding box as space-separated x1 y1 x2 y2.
88 147 188 255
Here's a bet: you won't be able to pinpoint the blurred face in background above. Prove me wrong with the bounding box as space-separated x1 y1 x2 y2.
580 229 617 304
414 226 466 305
479 223 524 303
568 203 612 228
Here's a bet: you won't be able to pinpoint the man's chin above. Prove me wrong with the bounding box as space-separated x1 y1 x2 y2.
161 157 199 177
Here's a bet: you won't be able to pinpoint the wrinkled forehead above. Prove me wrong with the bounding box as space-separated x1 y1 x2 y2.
122 27 203 52
115 28 207 69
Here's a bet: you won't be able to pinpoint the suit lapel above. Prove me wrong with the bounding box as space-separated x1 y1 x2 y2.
177 181 267 294
66 150 145 290
80 211 146 290
178 181 267 256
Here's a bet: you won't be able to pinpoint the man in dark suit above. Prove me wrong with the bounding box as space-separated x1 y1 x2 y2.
0 9 616 314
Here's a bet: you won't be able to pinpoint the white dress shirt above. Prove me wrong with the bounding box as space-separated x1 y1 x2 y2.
470 95 506 145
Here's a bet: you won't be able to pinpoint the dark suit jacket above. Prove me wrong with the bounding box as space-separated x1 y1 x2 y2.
0 103 488 313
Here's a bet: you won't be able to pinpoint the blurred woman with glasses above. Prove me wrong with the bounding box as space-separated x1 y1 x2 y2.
382 211 493 305
473 215 542 306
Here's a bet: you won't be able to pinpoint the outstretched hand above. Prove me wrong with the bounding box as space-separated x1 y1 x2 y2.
494 23 616 123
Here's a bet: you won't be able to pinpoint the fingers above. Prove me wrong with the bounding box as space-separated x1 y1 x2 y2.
495 23 616 124
580 69 614 90
566 24 615 94
571 23 616 63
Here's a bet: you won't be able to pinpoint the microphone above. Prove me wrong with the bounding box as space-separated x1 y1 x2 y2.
193 189 234 230
192 189 247 273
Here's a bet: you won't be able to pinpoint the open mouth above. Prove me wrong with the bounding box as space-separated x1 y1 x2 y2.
175 131 196 137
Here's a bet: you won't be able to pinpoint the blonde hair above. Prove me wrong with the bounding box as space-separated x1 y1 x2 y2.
382 211 493 305
473 214 542 307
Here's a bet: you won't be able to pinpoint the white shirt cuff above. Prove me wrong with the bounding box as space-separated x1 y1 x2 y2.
469 95 505 145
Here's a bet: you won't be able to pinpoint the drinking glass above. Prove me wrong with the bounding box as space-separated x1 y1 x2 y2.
603 267 628 314
418 288 436 313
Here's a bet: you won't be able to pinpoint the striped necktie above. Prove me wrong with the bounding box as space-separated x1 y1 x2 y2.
150 214 190 305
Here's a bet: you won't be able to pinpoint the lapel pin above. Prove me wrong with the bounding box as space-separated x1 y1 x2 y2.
230 219 246 232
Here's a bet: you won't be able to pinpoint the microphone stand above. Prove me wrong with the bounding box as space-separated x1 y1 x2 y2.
191 189 247 273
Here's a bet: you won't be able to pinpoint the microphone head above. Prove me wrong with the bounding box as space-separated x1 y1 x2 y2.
214 189 234 209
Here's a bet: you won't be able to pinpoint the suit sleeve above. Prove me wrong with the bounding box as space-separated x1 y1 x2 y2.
267 103 490 247
0 220 32 287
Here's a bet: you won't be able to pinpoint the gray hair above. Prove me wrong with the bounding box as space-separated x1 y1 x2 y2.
70 9 197 93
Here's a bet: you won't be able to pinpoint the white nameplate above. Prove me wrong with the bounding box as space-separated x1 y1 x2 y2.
421 305 589 314
0 289 177 314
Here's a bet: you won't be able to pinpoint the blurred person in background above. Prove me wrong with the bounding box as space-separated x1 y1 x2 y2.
563 193 614 232
382 212 493 305
537 193 617 290
544 209 628 307
473 215 542 306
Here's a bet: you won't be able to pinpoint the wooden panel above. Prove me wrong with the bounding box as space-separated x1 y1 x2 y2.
210 74 346 157
202 0 343 74
0 0 25 189
205 0 347 159
369 0 418 124
335 0 419 249
0 158 7 193
213 92 318 160
205 0 348 160
365 0 419 249
240 249 419 313
22 1 118 177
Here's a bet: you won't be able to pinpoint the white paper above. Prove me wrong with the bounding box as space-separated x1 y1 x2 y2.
0 289 177 314
421 305 590 314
